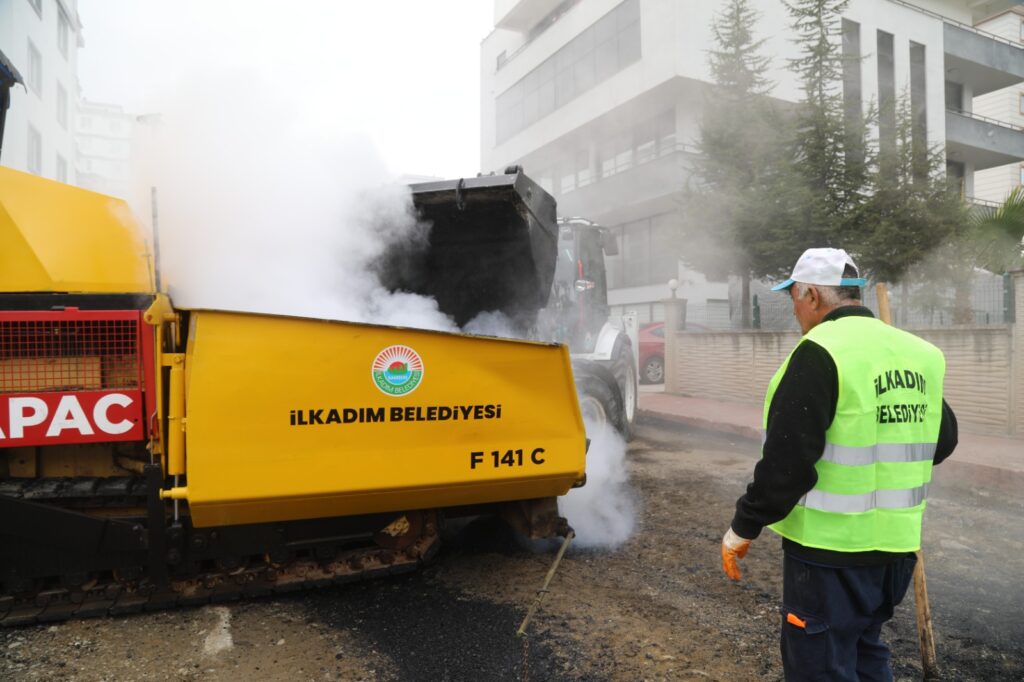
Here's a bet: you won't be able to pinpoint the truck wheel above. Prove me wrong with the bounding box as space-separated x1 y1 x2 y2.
610 337 637 440
575 370 625 438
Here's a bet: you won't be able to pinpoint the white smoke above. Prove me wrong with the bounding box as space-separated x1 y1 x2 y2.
132 69 456 332
559 421 637 549
462 311 524 339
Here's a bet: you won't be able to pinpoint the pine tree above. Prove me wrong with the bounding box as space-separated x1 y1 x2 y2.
856 97 963 275
707 0 772 97
855 95 970 321
681 0 786 327
783 0 869 246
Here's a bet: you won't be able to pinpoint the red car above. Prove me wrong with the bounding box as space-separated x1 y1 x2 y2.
639 322 666 384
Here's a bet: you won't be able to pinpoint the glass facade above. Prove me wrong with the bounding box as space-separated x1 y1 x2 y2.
495 0 641 143
604 213 678 289
536 108 676 197
27 125 42 175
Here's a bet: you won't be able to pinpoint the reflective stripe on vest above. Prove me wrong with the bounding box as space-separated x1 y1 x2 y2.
821 442 936 466
799 483 929 514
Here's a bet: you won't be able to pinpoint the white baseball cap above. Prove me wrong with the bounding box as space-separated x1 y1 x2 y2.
771 248 867 292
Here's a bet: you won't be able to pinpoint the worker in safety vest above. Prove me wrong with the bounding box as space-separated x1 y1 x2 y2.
721 248 957 682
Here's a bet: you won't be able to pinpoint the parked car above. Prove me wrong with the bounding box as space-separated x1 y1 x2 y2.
639 322 665 384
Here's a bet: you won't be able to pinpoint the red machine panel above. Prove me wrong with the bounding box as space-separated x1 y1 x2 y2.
0 309 151 447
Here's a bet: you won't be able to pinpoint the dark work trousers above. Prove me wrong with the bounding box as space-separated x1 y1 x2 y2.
780 552 917 682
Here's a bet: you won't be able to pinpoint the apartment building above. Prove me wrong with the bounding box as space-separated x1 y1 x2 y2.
481 0 1024 325
75 98 138 199
0 0 81 182
972 4 1024 203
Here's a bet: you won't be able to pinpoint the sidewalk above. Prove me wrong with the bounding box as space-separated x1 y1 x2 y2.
639 391 1024 496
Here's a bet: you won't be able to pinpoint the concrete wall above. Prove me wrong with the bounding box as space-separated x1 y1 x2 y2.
972 8 1024 203
974 159 1019 202
0 0 81 182
666 272 1024 436
919 327 1013 432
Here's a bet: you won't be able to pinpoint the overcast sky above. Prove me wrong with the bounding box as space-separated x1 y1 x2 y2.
76 1 494 179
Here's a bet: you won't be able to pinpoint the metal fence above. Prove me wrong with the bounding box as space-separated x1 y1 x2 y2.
750 271 1013 331
609 271 1014 332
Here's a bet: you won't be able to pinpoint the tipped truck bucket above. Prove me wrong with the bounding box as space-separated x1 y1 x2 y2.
380 168 558 330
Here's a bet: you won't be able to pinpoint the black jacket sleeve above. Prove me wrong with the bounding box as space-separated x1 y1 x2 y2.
934 399 957 465
730 340 836 540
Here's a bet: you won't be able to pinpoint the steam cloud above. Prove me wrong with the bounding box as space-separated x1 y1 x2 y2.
133 71 456 332
559 421 637 549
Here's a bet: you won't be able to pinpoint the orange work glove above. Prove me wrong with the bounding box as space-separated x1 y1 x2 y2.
721 527 752 581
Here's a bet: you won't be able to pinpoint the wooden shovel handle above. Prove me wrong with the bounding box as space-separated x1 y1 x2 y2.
876 283 940 680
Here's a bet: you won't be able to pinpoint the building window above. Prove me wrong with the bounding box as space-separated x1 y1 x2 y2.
877 31 896 158
27 0 42 18
946 160 965 196
536 169 554 194
656 110 675 155
945 81 963 110
576 150 592 188
58 10 70 59
604 213 678 289
1020 93 1024 116
1020 18 1024 43
27 125 42 175
909 42 927 179
57 82 68 129
842 20 863 166
27 40 42 96
1019 165 1024 186
595 109 676 181
556 150 593 193
635 118 656 164
614 134 633 173
495 0 641 143
560 165 577 194
56 154 67 183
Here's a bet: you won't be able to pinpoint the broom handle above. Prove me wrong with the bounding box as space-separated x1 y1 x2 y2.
875 283 939 680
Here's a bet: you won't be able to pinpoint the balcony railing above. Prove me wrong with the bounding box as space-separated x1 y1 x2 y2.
947 107 1024 133
966 195 1002 209
557 142 698 196
496 0 582 71
887 0 1023 49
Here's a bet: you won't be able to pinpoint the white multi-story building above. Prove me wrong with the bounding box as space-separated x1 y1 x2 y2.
75 98 138 199
481 0 1024 324
0 0 82 183
972 4 1024 203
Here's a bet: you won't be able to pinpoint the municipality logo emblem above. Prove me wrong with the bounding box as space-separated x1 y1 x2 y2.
372 345 424 396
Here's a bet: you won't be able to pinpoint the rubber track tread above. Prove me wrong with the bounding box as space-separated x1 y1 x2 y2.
0 478 441 626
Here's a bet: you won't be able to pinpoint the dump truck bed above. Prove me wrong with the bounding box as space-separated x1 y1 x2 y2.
378 170 558 331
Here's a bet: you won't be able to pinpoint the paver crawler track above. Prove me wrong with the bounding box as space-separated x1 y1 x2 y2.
0 477 441 627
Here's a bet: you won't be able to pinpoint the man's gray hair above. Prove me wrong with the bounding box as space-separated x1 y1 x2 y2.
794 282 860 306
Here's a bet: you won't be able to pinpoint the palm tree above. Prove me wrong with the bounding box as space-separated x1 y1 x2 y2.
969 187 1024 274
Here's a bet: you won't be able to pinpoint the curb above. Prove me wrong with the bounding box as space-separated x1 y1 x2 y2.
932 458 1024 503
639 408 1024 502
637 409 761 442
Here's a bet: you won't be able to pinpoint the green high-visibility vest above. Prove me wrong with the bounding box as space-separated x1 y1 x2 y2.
764 315 945 553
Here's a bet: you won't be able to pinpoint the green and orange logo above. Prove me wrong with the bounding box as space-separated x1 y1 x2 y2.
372 345 424 396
